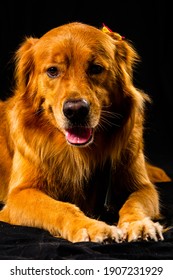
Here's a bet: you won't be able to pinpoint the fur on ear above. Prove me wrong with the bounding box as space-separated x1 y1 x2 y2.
110 31 150 112
14 37 38 94
109 35 139 81
101 25 139 78
101 25 139 76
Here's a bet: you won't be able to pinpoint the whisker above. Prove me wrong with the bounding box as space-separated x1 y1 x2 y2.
101 117 121 129
101 110 123 119
99 109 123 130
97 121 109 132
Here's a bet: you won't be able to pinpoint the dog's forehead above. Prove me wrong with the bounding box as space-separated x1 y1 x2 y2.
36 23 115 59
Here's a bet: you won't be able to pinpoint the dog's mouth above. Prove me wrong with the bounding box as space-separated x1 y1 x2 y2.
65 127 93 146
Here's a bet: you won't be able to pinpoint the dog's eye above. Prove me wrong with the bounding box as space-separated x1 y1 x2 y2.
88 64 104 75
46 67 60 78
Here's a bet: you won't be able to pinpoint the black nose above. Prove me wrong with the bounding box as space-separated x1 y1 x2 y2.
63 99 90 122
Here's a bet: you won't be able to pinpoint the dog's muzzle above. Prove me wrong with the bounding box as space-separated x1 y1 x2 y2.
63 98 93 146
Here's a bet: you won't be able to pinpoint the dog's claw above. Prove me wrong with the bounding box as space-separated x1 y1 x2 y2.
118 218 164 242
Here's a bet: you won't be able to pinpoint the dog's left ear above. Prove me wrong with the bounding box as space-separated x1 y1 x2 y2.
114 36 139 79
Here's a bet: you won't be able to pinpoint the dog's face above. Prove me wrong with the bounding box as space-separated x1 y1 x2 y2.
15 22 139 147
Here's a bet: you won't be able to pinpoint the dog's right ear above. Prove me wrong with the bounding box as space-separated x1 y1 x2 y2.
14 37 38 94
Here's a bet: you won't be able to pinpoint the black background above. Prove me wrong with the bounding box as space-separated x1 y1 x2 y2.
0 0 172 176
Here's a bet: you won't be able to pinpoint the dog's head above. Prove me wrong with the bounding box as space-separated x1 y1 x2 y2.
14 22 145 147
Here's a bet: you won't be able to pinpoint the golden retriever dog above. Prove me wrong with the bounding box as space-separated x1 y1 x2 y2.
0 22 170 243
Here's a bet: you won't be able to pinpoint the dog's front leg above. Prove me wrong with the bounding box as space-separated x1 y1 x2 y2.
0 185 122 243
117 182 164 242
116 151 164 242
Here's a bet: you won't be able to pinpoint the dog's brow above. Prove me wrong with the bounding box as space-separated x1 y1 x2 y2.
92 45 113 60
45 51 69 65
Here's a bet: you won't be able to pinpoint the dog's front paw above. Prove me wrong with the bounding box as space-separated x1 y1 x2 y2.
60 218 123 243
118 217 164 242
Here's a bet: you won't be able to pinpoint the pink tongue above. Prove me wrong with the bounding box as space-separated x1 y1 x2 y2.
65 127 92 145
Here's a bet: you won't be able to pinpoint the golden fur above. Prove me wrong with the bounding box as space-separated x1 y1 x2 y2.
0 22 170 242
